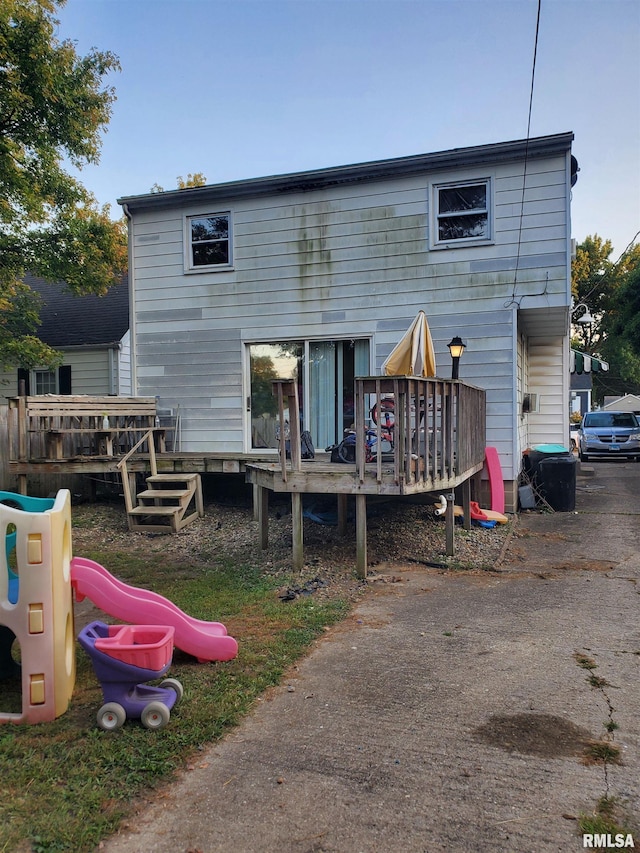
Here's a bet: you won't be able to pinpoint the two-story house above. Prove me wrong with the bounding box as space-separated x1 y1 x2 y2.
119 132 578 512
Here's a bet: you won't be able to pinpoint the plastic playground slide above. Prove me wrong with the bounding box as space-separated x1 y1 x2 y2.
70 557 238 663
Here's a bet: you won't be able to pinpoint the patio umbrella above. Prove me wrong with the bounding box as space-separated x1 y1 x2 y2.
381 310 437 377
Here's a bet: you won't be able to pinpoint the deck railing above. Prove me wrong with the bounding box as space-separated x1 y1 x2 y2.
355 376 486 487
272 375 486 488
7 395 164 462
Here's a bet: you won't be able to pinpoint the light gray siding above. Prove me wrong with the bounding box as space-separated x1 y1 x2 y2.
129 147 572 474
117 331 132 396
0 338 131 404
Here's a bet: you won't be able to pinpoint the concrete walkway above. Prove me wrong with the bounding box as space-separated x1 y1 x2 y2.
102 460 640 853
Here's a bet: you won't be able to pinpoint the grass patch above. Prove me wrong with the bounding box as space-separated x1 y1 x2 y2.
574 652 598 670
578 796 636 840
583 740 622 766
0 547 351 852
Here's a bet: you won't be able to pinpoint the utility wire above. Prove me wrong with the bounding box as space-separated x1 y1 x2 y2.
507 0 542 306
576 229 640 306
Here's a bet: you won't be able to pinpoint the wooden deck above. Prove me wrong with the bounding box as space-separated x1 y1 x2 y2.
246 376 487 576
5 379 487 574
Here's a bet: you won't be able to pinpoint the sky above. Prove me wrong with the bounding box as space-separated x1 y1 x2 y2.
56 0 640 259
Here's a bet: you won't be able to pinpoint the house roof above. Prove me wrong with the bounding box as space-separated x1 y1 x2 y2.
602 394 640 412
24 273 129 349
118 132 575 212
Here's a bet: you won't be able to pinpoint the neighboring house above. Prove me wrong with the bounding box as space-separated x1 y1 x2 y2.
0 273 131 404
119 132 578 511
603 394 640 414
569 349 609 416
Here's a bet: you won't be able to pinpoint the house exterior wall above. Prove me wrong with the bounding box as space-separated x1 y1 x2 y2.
0 340 130 404
125 138 573 490
117 331 132 396
525 336 569 448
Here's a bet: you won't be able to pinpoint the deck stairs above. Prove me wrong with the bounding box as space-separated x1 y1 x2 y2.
117 431 204 533
127 473 204 533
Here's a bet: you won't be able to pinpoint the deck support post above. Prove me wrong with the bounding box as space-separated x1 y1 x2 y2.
337 494 348 536
355 493 367 578
291 491 303 570
258 486 269 549
252 484 260 521
445 491 455 557
461 478 471 531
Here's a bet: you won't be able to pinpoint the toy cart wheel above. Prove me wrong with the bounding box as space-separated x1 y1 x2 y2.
141 701 170 730
97 702 126 731
160 677 184 703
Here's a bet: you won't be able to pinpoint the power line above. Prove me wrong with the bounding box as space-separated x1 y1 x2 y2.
576 229 640 305
509 0 542 304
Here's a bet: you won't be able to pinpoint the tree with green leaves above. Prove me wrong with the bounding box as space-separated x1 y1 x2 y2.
572 235 640 399
151 173 207 193
0 0 127 370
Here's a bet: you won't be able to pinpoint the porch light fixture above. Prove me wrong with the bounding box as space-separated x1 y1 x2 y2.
572 302 594 325
447 336 466 380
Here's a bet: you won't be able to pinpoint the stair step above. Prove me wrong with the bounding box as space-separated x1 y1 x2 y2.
147 474 200 484
129 506 182 517
137 489 190 500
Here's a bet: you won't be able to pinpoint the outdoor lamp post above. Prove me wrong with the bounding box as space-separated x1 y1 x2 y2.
447 336 466 380
572 302 594 325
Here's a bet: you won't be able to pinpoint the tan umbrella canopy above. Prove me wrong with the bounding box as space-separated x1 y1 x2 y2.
381 310 437 377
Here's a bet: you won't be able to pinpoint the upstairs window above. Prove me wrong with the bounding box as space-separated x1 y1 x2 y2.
187 213 231 269
434 180 491 246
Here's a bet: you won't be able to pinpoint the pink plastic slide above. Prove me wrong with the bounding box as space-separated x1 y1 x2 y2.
70 556 238 663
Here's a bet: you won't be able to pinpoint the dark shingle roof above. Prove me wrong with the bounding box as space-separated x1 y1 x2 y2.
22 273 129 348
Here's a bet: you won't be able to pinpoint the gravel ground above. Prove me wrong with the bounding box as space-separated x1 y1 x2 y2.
70 492 514 602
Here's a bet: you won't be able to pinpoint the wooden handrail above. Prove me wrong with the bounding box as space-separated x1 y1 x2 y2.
116 429 157 513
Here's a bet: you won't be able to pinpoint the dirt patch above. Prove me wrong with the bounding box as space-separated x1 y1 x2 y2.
70 496 514 606
473 712 594 758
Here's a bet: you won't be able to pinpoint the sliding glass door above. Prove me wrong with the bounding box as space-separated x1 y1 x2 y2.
248 338 369 451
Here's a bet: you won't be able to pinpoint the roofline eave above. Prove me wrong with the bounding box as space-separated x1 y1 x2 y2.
118 132 575 212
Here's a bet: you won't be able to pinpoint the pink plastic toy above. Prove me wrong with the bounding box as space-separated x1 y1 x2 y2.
71 556 238 662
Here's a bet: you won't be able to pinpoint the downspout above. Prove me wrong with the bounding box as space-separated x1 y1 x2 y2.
122 202 137 395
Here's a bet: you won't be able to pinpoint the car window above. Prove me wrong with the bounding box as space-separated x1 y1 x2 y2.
583 413 638 428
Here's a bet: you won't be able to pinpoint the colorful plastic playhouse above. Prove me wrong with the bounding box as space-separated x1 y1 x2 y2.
1 487 237 728
0 490 75 725
78 620 183 730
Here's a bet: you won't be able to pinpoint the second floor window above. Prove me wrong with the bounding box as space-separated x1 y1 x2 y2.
435 181 490 244
188 213 231 268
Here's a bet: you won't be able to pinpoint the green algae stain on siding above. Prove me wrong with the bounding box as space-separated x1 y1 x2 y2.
296 205 335 300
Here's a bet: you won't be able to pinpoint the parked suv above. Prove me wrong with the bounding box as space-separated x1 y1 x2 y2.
578 411 640 461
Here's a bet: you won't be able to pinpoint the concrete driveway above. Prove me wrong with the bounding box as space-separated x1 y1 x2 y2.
102 459 640 853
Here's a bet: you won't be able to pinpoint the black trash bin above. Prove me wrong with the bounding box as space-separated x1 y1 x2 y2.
524 443 572 482
538 456 577 511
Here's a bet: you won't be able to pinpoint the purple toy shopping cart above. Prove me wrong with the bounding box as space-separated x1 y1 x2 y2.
78 621 183 731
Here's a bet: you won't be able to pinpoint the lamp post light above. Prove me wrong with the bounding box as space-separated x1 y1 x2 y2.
447 336 466 380
572 302 594 325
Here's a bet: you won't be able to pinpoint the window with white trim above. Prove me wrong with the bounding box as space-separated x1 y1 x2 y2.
33 369 57 395
187 213 231 269
433 180 491 245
